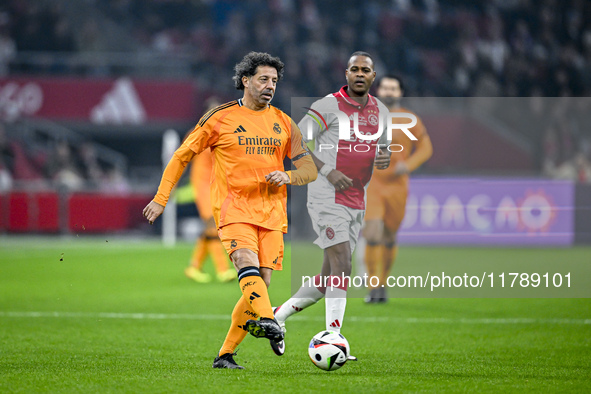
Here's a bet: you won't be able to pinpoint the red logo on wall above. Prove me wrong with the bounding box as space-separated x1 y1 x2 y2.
326 227 335 240
0 77 197 123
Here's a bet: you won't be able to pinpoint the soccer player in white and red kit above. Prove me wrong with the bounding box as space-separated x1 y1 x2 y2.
273 52 391 354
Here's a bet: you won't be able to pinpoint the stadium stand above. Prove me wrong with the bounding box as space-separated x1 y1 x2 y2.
1 0 591 235
2 0 590 98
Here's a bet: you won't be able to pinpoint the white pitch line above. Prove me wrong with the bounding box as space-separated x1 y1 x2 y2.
0 311 589 325
0 311 228 320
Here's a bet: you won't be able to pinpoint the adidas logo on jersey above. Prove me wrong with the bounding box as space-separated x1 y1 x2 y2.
234 125 247 133
90 77 146 124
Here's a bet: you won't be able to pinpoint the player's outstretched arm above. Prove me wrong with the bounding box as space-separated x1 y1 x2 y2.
143 144 196 224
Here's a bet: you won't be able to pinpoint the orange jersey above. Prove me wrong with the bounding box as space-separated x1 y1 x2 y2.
189 148 214 220
372 107 428 185
154 100 314 233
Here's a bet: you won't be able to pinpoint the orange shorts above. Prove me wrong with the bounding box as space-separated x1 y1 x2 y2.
365 181 408 233
218 223 283 271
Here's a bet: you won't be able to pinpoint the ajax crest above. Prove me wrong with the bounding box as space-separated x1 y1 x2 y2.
368 114 378 126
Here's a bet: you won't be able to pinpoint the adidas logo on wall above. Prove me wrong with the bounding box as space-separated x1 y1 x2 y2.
90 78 146 124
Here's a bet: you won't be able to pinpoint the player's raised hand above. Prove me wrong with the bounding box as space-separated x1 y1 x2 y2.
143 201 165 225
374 148 391 169
265 170 291 186
326 169 354 191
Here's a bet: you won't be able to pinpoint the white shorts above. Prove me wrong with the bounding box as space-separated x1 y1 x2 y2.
307 201 365 254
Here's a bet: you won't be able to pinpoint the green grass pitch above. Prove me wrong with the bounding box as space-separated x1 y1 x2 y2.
1 237 590 393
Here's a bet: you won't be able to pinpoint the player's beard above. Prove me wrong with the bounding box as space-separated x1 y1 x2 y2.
380 96 397 107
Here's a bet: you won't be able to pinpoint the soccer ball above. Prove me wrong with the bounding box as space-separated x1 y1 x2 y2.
308 330 350 371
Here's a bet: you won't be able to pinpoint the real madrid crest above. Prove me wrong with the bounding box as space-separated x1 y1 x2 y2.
273 122 282 134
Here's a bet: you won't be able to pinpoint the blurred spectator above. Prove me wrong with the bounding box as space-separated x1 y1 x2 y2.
2 0 590 100
1 125 131 190
540 101 591 183
574 152 591 183
49 17 76 53
101 166 131 194
0 161 11 192
45 140 85 190
0 122 45 183
544 152 591 183
0 13 16 76
77 20 107 53
99 0 591 99
477 11 508 76
0 123 13 191
77 19 111 76
77 142 105 188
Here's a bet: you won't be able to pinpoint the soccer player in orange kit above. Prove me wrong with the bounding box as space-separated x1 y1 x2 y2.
184 97 236 284
363 75 432 303
143 52 317 369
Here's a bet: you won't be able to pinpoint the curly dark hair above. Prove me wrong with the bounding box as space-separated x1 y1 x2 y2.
232 51 285 90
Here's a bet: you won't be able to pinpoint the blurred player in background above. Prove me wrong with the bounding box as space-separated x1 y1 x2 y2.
184 97 236 283
274 52 390 356
143 52 317 369
363 75 432 303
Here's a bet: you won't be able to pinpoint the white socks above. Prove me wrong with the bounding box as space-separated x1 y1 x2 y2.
275 275 325 325
325 287 347 333
275 274 349 334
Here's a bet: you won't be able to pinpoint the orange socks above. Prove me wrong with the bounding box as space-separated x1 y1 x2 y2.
190 236 231 274
366 243 399 286
380 244 398 285
218 267 274 356
364 243 383 287
209 239 231 273
190 237 208 270
219 296 256 356
237 267 274 319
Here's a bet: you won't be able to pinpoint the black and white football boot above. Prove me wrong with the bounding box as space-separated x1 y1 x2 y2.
269 306 286 356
